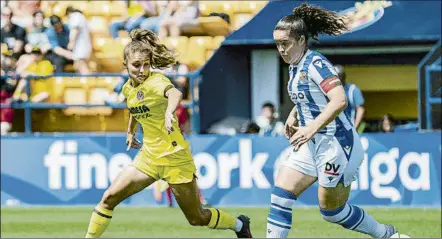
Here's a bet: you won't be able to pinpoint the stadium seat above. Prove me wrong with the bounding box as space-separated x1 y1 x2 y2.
198 1 225 16
109 1 126 17
232 13 253 30
56 77 89 116
94 52 125 73
88 16 110 37
127 2 144 17
84 1 111 17
221 2 235 18
92 37 113 52
70 1 89 14
87 77 114 116
205 36 225 60
1 43 8 55
40 1 54 17
187 37 213 69
197 16 231 36
163 37 189 64
51 2 68 17
212 36 226 47
234 1 266 14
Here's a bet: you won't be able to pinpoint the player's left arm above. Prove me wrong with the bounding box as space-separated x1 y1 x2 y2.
308 57 347 133
164 83 183 133
309 81 347 133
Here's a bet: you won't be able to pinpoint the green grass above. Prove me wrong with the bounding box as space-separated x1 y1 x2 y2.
1 207 440 238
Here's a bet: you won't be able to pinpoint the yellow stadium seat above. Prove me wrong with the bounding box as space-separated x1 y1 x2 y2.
84 1 111 17
127 3 144 17
1 43 8 55
70 1 89 13
88 16 110 36
205 36 225 61
40 1 54 17
51 3 68 17
109 1 126 17
55 77 89 115
232 13 253 30
118 37 131 51
198 1 224 16
187 37 213 68
163 37 189 64
92 37 113 52
94 52 125 73
212 36 225 48
197 17 231 36
87 77 114 116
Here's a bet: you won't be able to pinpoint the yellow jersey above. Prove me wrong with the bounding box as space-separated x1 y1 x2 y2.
122 72 190 166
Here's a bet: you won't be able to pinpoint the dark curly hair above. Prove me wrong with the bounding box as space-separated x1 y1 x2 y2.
275 2 348 42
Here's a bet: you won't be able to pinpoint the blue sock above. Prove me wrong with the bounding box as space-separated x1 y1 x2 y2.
320 204 389 238
266 187 296 238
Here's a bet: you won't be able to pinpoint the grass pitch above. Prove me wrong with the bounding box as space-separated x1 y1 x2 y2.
1 206 440 238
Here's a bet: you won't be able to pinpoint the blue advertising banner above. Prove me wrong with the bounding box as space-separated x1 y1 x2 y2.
1 132 440 207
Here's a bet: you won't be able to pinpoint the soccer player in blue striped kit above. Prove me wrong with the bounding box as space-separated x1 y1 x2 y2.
267 3 402 238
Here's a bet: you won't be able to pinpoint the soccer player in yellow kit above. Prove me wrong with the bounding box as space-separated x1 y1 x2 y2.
85 29 252 238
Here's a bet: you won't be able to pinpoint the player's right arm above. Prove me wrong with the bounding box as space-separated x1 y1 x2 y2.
122 80 142 151
126 114 142 151
126 115 141 150
285 106 298 139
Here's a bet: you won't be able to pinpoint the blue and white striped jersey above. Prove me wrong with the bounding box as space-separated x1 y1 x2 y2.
287 50 353 135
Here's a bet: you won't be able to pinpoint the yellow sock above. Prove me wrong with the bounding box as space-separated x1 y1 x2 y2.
207 208 236 230
85 205 113 238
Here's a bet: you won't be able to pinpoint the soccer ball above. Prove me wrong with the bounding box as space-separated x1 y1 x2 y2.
391 233 411 238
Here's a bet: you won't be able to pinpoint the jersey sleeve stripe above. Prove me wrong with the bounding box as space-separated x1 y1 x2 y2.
320 76 341 93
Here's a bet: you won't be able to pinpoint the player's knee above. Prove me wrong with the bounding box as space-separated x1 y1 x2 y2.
100 190 119 210
319 204 347 224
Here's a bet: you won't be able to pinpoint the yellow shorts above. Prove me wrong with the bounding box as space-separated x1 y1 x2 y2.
132 149 196 185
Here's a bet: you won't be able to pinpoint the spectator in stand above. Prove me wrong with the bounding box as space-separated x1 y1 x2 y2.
380 114 395 133
1 7 26 61
15 10 51 75
45 15 73 73
5 0 41 28
65 6 91 74
1 47 18 75
109 1 161 39
139 1 170 34
255 102 285 136
25 10 50 54
0 74 17 135
11 46 53 103
158 0 199 39
334 65 366 132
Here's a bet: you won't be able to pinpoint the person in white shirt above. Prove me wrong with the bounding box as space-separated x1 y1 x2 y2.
65 6 91 74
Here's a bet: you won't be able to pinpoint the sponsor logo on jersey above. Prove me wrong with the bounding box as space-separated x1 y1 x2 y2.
129 105 151 119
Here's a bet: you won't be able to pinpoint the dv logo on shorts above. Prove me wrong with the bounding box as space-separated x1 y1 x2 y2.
324 162 340 176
